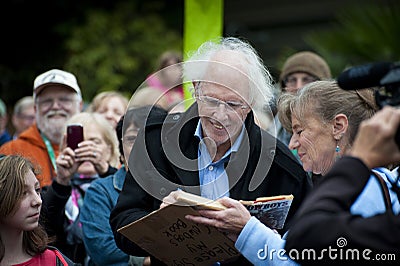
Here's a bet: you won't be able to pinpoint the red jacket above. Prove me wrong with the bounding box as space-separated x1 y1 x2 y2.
0 124 59 187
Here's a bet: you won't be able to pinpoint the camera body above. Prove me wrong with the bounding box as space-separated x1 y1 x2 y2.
338 62 400 147
373 64 400 148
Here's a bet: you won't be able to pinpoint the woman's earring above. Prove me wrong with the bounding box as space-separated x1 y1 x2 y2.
335 133 343 160
335 144 341 160
335 145 340 153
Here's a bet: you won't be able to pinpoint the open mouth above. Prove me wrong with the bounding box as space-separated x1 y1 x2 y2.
214 123 223 130
46 111 68 119
210 119 226 130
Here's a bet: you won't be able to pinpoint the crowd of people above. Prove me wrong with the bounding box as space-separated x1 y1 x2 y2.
0 37 399 266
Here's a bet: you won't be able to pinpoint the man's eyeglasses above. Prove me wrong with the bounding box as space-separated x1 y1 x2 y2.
284 76 318 88
197 95 249 112
36 97 76 109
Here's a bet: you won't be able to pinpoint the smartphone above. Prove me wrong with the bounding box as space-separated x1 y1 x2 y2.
67 124 84 150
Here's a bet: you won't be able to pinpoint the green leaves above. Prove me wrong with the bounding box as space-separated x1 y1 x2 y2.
305 3 400 77
64 2 182 102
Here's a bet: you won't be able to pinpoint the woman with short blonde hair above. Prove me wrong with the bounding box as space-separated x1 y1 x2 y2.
87 91 128 129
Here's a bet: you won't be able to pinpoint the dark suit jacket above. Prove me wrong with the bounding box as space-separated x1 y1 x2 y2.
110 104 312 265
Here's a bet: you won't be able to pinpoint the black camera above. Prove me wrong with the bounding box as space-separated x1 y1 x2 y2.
337 61 400 147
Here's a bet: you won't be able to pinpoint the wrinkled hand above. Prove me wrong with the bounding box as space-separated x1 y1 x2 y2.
185 197 252 242
74 140 109 175
350 106 400 169
56 147 79 185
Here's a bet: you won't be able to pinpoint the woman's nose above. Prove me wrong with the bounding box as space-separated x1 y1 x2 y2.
33 193 42 208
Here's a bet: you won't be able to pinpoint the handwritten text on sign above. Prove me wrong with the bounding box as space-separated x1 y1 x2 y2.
162 217 239 265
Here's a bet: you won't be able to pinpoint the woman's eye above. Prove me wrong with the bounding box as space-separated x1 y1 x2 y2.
296 130 303 135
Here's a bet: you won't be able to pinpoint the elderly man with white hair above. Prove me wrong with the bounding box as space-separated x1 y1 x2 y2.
110 37 312 266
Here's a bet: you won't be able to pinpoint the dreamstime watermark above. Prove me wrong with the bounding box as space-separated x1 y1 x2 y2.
257 237 397 262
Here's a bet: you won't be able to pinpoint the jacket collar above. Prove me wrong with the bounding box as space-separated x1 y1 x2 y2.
162 103 262 194
168 103 303 196
113 167 126 192
19 124 60 152
19 124 46 148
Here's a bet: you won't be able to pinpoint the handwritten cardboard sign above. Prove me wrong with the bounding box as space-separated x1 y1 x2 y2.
118 204 240 266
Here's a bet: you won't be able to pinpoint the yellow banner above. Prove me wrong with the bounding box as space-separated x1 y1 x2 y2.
183 0 224 108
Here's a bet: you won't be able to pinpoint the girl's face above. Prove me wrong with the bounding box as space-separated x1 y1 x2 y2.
2 170 42 232
289 114 337 175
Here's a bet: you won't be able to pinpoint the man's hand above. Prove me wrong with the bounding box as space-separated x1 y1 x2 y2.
185 197 252 242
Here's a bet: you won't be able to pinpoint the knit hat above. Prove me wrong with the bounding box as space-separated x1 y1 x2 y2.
279 51 331 88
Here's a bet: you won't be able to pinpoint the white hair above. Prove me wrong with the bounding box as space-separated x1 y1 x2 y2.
183 37 275 109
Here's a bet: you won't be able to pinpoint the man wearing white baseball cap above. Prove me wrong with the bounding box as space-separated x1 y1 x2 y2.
0 69 83 187
33 69 82 100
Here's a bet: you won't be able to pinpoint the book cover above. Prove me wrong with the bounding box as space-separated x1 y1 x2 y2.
240 195 294 229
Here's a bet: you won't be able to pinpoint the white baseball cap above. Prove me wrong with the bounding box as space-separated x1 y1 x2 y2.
33 69 81 100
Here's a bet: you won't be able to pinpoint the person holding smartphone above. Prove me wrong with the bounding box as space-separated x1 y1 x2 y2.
80 106 168 266
40 112 120 265
87 91 129 129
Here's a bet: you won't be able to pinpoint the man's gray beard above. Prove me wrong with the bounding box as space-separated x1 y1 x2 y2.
37 117 66 144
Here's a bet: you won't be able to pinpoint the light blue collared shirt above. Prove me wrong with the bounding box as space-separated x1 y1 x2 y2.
195 120 245 200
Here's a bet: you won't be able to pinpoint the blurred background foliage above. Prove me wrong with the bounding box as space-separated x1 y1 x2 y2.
304 2 400 77
0 0 399 106
0 0 183 104
64 1 182 101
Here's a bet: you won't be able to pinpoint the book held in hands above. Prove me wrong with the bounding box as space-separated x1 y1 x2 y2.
239 194 294 229
117 190 293 266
